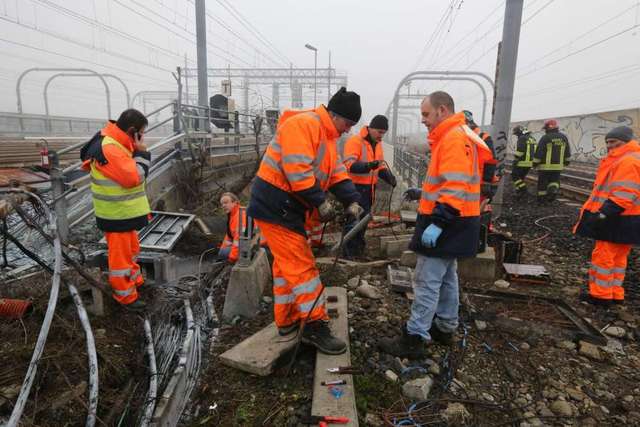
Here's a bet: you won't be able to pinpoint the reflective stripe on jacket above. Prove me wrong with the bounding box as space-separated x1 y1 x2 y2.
533 131 571 171
256 106 349 193
514 133 537 167
343 126 386 185
410 112 493 258
87 122 150 229
220 203 246 263
574 140 640 244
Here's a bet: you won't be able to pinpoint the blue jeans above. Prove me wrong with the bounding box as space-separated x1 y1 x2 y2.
407 255 459 341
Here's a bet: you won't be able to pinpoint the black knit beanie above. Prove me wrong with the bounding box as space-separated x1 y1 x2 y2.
369 115 389 130
327 87 362 123
605 126 633 142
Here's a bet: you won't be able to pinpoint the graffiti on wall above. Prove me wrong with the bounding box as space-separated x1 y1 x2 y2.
510 108 640 164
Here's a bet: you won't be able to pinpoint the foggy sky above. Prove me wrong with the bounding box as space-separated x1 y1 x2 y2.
1 0 639 131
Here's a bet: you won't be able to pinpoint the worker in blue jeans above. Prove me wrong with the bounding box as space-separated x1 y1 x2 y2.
378 92 491 358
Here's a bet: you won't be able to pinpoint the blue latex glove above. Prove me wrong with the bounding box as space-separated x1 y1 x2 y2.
421 224 443 248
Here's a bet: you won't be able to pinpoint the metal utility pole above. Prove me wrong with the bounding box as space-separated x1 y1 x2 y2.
305 44 318 106
195 0 210 130
491 0 524 215
492 0 524 172
327 50 331 103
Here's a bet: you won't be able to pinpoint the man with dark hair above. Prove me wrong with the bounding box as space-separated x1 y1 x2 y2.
342 114 397 257
80 109 151 311
533 119 571 204
511 125 537 196
248 87 363 354
381 91 492 358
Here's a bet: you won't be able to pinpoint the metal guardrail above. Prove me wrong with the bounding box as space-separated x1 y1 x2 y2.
393 145 428 188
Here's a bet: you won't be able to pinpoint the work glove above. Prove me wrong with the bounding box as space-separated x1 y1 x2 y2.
421 223 442 248
318 200 336 223
387 174 397 188
346 202 365 220
367 160 380 170
403 188 421 201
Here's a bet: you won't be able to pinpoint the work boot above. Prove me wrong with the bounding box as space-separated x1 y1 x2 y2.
429 323 454 346
579 292 612 308
123 299 147 312
278 322 299 336
301 320 346 355
378 326 427 359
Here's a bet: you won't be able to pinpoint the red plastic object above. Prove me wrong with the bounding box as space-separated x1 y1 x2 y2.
0 298 33 319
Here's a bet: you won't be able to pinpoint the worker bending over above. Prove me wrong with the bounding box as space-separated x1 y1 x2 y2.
511 125 537 197
81 109 151 311
218 192 245 263
248 87 364 355
574 126 640 307
342 115 397 257
533 119 571 204
380 92 492 357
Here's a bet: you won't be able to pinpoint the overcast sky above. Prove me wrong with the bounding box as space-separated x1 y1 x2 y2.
1 0 639 132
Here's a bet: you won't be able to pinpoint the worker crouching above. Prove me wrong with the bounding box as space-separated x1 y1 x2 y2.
81 109 151 311
342 114 397 258
248 87 364 355
574 126 640 307
218 192 244 263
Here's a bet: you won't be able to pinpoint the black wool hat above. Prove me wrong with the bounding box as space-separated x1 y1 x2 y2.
605 126 634 142
327 87 362 123
369 115 389 130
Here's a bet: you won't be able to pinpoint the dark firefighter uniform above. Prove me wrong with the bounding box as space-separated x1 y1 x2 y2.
511 126 537 195
533 119 571 202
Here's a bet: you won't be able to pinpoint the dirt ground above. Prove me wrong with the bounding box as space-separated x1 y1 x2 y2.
0 271 149 426
189 181 640 427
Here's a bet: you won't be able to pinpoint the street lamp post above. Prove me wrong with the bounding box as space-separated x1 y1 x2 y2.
305 43 318 106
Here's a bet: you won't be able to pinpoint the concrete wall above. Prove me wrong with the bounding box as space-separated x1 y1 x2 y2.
511 108 640 164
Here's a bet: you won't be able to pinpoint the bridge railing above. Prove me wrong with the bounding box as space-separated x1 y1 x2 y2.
393 145 429 188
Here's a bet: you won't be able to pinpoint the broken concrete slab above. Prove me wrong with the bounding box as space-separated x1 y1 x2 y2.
379 235 413 258
312 287 359 426
458 247 496 281
316 257 393 276
223 248 271 320
400 250 417 268
400 210 417 225
219 321 296 376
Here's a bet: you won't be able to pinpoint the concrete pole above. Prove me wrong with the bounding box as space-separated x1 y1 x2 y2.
492 0 524 171
195 0 210 131
491 0 524 216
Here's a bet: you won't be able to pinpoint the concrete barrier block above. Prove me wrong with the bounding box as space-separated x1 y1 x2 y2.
400 250 417 268
458 247 496 281
384 238 412 257
223 248 271 320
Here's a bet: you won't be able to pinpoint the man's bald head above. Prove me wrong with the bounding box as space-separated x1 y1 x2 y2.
421 91 455 132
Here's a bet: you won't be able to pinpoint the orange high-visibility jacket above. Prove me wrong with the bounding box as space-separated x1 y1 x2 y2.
256 106 350 194
409 112 494 258
80 121 151 231
220 203 248 263
574 140 640 244
343 126 386 185
419 113 493 217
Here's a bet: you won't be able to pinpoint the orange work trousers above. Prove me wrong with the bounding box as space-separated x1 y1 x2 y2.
255 219 327 328
588 240 632 302
305 210 324 248
105 230 144 304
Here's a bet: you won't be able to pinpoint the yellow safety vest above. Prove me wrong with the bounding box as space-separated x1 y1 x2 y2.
90 136 150 220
